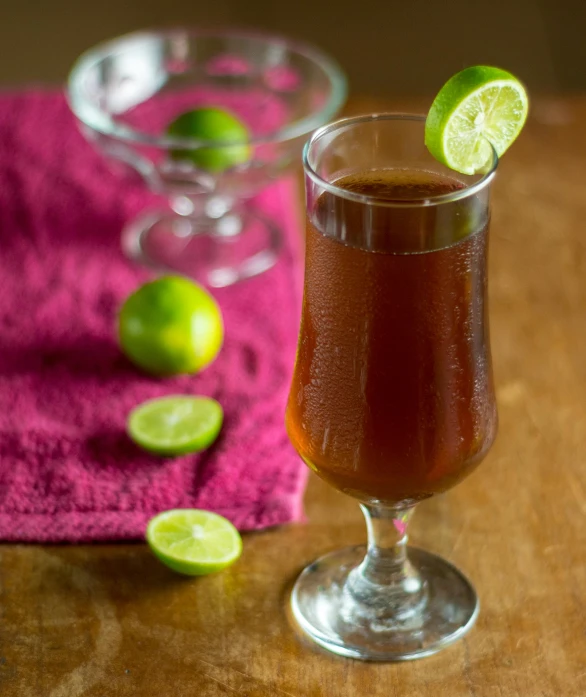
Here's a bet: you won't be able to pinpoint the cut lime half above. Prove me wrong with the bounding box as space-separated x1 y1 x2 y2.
147 509 242 576
425 66 529 175
128 395 223 456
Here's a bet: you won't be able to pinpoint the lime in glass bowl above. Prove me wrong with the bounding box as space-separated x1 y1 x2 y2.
67 29 347 287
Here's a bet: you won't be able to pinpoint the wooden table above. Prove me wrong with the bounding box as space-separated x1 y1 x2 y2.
1 97 585 697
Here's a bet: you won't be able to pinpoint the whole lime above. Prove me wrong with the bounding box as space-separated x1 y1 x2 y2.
167 107 251 173
118 276 223 376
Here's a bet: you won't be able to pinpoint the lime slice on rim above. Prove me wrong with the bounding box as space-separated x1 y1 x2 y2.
425 66 529 175
147 509 242 576
128 395 223 456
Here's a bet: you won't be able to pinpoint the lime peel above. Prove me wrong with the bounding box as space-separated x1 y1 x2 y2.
118 275 224 377
167 107 251 173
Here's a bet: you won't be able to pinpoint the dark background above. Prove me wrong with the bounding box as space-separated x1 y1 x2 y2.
1 0 583 95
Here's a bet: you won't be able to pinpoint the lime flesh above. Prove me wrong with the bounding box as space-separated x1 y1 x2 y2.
147 509 242 576
425 66 529 175
128 395 223 456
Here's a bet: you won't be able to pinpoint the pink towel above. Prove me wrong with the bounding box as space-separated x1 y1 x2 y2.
0 91 307 542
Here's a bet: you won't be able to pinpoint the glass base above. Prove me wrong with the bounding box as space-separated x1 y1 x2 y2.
291 545 479 661
122 208 281 287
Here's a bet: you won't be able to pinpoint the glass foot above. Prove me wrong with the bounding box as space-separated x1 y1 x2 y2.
122 209 281 287
291 545 478 661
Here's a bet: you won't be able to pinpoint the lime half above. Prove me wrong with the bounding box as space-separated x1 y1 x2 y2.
425 66 529 175
128 395 223 456
147 509 242 576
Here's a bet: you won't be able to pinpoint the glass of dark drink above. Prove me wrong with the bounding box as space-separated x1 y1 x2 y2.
286 114 498 660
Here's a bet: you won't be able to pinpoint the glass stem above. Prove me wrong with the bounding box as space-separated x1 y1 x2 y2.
346 504 426 617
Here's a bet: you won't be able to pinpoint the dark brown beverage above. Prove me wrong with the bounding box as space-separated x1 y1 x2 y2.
286 170 497 504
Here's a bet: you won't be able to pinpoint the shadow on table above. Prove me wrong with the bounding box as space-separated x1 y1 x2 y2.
45 544 201 601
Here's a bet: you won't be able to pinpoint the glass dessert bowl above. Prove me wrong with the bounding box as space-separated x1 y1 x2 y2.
67 28 346 286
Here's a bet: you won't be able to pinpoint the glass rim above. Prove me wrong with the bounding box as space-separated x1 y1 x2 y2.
302 113 499 208
66 27 348 149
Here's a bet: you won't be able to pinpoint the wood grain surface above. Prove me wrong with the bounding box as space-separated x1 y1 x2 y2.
1 96 585 696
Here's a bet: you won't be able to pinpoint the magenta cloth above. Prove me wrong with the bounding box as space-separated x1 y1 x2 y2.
0 91 307 543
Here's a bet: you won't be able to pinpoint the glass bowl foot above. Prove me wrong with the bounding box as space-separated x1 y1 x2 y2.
122 209 281 287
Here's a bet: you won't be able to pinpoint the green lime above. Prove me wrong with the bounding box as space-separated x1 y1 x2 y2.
118 275 223 376
128 395 223 456
425 66 529 175
146 509 242 575
167 107 252 172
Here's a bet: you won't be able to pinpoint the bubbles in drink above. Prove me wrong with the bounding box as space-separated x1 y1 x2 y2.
286 170 497 504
